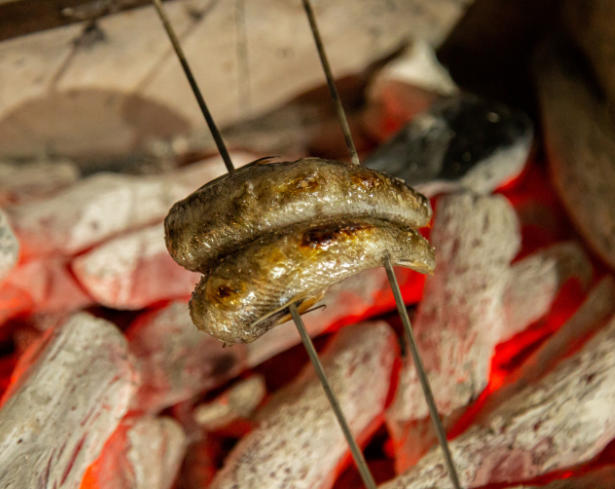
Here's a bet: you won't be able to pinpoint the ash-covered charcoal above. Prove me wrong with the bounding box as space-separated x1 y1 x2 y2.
195 375 266 432
364 94 533 197
387 193 520 469
0 209 18 282
6 153 254 259
126 301 248 413
536 46 615 269
501 241 593 341
0 159 79 205
210 322 397 489
0 312 138 489
0 257 93 327
81 416 187 489
487 276 615 413
513 465 615 489
72 223 200 310
382 311 615 489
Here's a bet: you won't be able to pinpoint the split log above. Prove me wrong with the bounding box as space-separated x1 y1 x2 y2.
0 312 138 489
381 310 615 489
536 45 615 269
211 322 397 489
72 223 199 309
80 416 187 489
6 154 253 258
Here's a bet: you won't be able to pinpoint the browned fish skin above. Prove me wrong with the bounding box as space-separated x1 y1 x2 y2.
165 158 432 272
189 219 435 344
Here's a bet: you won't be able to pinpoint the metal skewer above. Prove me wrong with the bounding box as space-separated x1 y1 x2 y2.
150 3 377 488
301 1 463 488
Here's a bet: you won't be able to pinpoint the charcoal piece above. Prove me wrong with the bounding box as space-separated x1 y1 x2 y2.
364 94 533 196
536 46 615 269
0 209 18 281
0 312 137 489
81 416 187 489
514 465 615 488
210 322 396 489
383 311 615 489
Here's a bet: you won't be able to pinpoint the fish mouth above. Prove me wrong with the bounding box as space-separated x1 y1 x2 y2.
396 259 436 275
249 291 327 331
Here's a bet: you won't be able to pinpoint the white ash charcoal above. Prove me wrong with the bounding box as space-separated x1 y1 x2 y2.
0 159 79 205
0 258 93 325
211 322 397 489
0 209 19 282
392 276 615 473
72 223 200 310
127 301 248 413
388 193 520 423
6 153 254 259
365 94 533 197
245 266 410 367
486 276 615 414
0 312 138 489
536 46 615 269
381 312 615 489
82 416 186 489
513 465 615 489
195 375 266 432
501 241 593 341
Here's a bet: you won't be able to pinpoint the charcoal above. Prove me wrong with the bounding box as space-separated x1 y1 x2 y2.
126 302 248 413
81 416 186 489
211 322 397 489
501 241 592 341
195 375 266 432
6 154 254 258
364 94 533 196
0 159 79 205
0 312 137 489
386 193 520 471
382 311 615 489
0 208 18 281
0 258 93 327
536 46 615 269
513 465 615 488
72 223 200 310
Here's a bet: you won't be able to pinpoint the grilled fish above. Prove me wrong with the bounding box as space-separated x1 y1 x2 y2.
189 218 435 344
165 157 432 272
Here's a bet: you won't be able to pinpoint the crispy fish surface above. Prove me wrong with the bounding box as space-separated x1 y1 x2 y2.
165 157 432 272
189 219 435 344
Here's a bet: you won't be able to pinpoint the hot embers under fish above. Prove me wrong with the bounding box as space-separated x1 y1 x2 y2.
165 157 432 273
189 219 435 344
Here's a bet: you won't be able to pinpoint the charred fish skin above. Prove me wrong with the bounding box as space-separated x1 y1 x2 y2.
165 157 432 273
189 219 435 344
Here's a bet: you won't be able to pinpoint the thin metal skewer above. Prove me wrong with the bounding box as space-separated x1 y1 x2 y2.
384 259 463 489
290 304 378 489
301 0 360 166
151 2 378 487
151 0 234 174
301 1 463 488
